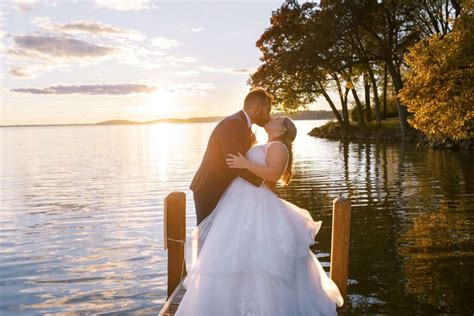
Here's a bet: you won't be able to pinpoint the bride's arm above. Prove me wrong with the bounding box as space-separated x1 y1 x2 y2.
226 142 287 182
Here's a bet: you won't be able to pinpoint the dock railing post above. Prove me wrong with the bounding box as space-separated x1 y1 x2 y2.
330 195 351 306
164 192 186 299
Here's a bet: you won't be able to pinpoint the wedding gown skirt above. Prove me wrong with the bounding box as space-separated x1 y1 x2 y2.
175 177 344 315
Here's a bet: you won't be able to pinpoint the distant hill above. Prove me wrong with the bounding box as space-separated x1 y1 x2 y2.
96 120 142 125
96 111 335 125
96 116 223 125
1 110 335 127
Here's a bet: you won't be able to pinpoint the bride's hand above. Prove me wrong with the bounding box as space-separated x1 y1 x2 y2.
226 153 249 169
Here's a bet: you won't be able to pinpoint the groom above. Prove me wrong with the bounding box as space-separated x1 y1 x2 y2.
190 88 273 225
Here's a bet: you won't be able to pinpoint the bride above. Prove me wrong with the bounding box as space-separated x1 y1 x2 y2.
175 116 344 315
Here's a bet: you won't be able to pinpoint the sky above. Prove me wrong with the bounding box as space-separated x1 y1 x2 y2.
0 0 330 126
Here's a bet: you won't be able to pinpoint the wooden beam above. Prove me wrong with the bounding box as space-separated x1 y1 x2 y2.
330 196 351 301
164 192 186 298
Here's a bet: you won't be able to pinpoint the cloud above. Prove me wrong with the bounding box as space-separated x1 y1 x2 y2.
7 67 28 78
11 82 215 96
95 0 158 11
162 83 214 96
121 54 196 70
31 17 145 39
0 11 9 38
5 34 118 78
5 32 190 77
164 70 200 77
0 8 10 19
191 28 204 33
9 0 38 12
164 56 195 64
12 34 117 58
4 0 64 12
198 66 255 75
3 15 190 78
7 63 71 79
11 83 157 95
150 37 181 49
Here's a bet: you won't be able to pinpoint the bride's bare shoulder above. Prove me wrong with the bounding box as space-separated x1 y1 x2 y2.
266 141 288 153
265 141 288 163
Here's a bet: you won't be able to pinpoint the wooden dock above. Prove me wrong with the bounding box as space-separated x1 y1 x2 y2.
159 281 186 316
159 192 352 315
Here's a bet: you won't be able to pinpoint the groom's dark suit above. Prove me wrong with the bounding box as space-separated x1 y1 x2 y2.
190 110 264 225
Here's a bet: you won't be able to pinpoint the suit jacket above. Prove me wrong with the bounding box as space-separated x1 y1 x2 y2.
190 110 264 223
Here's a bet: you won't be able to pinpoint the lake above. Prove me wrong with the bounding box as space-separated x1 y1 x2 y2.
1 120 473 314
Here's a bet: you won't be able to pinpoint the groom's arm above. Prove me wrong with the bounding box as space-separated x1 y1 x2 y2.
219 119 264 187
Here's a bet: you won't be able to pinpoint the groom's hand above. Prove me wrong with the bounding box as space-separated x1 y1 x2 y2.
218 118 263 187
226 152 248 169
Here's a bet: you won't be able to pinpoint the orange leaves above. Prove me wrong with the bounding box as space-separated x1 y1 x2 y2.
399 10 474 141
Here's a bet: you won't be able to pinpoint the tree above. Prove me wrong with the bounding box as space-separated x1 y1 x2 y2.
250 1 351 128
399 3 473 141
340 0 421 137
251 0 467 140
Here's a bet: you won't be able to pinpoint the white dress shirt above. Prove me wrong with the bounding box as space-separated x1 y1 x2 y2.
242 109 252 128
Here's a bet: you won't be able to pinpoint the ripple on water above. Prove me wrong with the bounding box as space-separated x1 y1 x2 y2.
1 122 473 314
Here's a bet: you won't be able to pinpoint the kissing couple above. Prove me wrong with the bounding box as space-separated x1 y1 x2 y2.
175 88 344 315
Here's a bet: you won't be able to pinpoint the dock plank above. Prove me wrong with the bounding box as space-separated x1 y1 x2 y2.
159 282 186 316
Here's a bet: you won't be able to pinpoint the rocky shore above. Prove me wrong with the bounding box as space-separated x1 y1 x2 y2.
309 120 473 150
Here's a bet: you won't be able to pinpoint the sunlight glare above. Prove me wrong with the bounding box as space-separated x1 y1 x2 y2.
144 91 177 118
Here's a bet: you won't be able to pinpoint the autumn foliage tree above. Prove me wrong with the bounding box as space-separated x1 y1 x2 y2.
400 5 474 141
251 0 467 141
249 2 347 126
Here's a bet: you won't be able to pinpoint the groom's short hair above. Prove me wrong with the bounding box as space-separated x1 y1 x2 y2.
244 87 274 109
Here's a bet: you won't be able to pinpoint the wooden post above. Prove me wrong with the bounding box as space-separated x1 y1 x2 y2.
164 192 186 298
330 195 351 302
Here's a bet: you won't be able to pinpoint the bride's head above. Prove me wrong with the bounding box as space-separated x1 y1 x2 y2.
264 116 297 185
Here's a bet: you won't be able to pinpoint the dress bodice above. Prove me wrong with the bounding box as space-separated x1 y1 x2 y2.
245 144 268 166
246 141 289 169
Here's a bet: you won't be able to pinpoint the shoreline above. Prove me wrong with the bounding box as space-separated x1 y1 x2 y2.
308 120 473 150
0 110 334 128
0 117 328 128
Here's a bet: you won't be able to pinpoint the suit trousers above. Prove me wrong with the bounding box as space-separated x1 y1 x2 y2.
193 191 209 226
193 192 213 255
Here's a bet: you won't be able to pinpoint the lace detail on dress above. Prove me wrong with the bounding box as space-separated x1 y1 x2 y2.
238 282 256 316
277 225 294 257
273 210 295 257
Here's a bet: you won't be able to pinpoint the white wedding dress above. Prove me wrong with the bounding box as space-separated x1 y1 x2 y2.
175 142 344 315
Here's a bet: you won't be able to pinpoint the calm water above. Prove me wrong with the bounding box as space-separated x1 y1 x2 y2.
1 120 473 314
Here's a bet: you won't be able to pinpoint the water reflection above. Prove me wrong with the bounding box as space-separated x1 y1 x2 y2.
275 130 474 314
0 122 473 314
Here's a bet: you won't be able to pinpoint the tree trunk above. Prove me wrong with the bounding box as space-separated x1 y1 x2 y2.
319 83 345 128
342 98 349 126
351 88 365 126
367 65 381 123
333 73 350 127
363 73 372 122
386 59 410 139
343 87 350 125
451 0 461 17
383 62 388 120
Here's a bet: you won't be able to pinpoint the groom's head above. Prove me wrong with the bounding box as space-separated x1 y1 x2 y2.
243 87 273 127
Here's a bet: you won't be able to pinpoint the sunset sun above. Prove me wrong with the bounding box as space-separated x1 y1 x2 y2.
145 90 177 118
